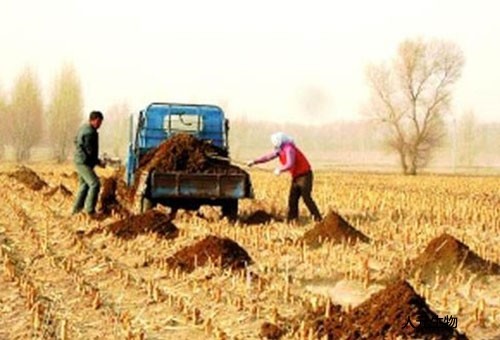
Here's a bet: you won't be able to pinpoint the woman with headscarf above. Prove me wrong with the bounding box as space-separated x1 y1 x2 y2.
247 132 322 223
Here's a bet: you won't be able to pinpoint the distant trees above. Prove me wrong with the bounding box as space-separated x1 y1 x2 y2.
47 64 84 162
366 38 465 175
7 67 44 162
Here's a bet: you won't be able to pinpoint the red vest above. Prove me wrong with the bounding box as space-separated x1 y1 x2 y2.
279 144 311 178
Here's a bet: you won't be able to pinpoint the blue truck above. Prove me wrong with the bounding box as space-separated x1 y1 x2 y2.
125 102 253 219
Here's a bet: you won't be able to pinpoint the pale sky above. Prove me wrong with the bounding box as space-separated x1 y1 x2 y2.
1 0 499 123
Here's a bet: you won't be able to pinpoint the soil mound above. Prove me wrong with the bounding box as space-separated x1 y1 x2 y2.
9 166 48 191
166 235 252 272
98 176 131 218
300 211 370 247
309 281 466 339
260 322 284 339
88 210 178 240
412 233 500 281
241 209 281 225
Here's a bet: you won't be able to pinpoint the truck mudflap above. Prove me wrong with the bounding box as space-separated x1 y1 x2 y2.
149 171 250 199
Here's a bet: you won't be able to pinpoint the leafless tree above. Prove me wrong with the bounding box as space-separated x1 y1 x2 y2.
7 66 44 162
47 64 84 162
366 38 465 175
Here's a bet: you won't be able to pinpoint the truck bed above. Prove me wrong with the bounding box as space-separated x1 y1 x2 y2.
149 171 251 199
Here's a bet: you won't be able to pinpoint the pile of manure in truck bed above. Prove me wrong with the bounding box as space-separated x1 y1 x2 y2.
166 235 252 272
137 133 245 174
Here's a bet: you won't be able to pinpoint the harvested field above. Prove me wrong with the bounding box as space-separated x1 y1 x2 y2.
0 163 499 339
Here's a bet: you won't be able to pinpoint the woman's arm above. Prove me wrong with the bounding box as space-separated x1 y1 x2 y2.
252 150 279 165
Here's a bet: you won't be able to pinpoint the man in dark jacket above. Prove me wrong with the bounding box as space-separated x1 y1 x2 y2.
72 111 104 216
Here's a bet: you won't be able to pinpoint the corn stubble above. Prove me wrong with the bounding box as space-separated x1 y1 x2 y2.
0 164 498 339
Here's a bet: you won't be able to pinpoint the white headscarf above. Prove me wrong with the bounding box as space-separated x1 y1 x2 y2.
270 132 294 149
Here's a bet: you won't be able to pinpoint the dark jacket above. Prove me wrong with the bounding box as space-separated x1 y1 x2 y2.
74 123 99 167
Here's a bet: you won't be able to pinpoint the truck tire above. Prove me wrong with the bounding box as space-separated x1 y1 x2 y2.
221 199 238 221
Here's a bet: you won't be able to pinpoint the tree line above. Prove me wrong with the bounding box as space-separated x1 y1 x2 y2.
0 64 83 162
1 38 496 174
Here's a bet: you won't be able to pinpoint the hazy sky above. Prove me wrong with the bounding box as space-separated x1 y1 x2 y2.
1 0 499 123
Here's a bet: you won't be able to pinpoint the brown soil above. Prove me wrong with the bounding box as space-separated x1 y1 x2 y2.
137 133 244 175
166 235 252 273
97 176 131 218
240 209 281 225
300 211 370 247
260 322 285 339
411 233 500 282
8 166 48 191
87 210 178 240
304 281 467 339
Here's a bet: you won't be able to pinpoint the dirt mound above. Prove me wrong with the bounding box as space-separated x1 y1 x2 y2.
412 233 500 282
88 210 178 240
44 184 72 197
241 209 281 225
260 322 284 339
308 281 466 339
166 235 252 272
300 211 370 247
8 166 48 191
97 176 131 218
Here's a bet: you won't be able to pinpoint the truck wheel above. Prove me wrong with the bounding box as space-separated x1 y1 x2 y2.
221 200 238 221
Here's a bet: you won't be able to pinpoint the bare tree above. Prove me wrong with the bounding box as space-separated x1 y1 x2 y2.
457 109 477 167
99 102 130 159
8 66 44 162
47 64 84 162
366 38 465 175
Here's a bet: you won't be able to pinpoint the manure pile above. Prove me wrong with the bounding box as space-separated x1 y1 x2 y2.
411 233 500 282
295 281 466 339
301 211 370 247
166 235 252 272
8 166 48 191
86 210 178 240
